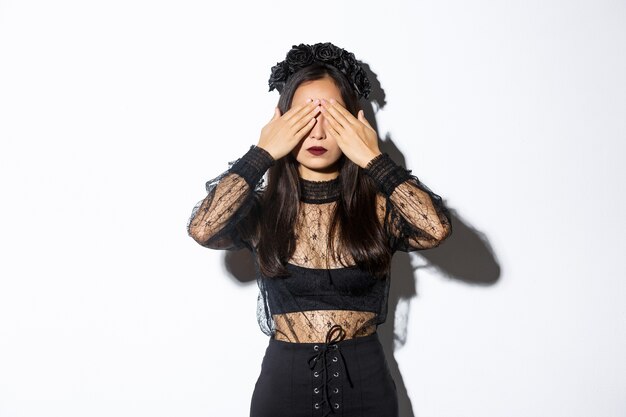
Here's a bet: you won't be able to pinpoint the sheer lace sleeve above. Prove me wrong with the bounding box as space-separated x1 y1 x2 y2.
186 145 274 251
364 153 452 252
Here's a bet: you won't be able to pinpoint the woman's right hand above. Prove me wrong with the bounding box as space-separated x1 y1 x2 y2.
257 98 322 160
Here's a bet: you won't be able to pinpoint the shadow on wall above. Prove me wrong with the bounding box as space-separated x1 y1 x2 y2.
221 62 501 417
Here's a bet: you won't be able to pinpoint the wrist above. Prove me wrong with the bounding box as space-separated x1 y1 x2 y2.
363 153 412 196
253 145 276 163
229 145 275 188
363 152 384 169
255 143 280 161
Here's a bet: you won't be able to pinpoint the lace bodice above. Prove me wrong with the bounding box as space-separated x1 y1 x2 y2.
187 145 452 343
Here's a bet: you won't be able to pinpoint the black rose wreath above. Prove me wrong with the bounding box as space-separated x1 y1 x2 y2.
268 42 372 99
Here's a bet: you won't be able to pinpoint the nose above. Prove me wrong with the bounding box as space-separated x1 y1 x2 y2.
309 113 326 140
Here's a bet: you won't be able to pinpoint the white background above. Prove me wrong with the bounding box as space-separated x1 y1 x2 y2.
1 0 624 416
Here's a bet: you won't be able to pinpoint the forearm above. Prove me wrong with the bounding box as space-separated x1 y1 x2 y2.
363 152 451 244
187 145 275 248
187 172 250 245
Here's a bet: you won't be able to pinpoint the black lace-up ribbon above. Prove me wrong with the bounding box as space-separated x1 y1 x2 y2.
307 324 354 416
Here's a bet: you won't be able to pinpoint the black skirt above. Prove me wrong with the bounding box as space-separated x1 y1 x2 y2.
250 325 398 417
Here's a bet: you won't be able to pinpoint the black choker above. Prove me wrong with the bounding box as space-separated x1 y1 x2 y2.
299 176 341 204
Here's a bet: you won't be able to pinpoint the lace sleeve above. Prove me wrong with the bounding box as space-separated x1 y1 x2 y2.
364 153 452 252
186 145 274 251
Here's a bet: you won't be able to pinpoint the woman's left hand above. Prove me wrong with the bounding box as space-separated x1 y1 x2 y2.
320 98 382 168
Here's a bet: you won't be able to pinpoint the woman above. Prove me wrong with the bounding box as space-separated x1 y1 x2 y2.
187 42 452 417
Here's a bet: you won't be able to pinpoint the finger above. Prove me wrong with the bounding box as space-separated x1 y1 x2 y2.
276 99 308 122
294 114 318 138
323 99 357 127
284 98 319 123
320 102 349 131
271 106 281 121
320 105 345 134
358 110 373 128
323 117 340 139
280 100 308 121
292 105 321 135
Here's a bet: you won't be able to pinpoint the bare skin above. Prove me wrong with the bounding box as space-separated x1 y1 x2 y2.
257 76 382 181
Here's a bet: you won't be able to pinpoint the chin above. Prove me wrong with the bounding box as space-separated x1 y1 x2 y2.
298 155 341 167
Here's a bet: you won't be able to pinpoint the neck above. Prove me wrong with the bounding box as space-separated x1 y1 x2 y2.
298 175 341 204
297 164 340 181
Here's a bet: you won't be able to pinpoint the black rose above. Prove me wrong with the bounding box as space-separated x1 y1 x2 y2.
337 50 358 75
351 67 371 99
312 42 341 63
285 43 314 71
268 61 290 92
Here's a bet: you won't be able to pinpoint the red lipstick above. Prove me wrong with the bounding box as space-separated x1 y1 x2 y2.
307 146 327 156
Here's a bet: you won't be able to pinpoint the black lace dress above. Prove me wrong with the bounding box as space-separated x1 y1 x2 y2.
187 145 452 344
187 145 452 417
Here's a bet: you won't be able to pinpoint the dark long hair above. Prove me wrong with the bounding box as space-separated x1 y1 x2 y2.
257 62 391 279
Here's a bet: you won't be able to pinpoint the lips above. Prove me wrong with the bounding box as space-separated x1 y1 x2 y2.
307 146 327 156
